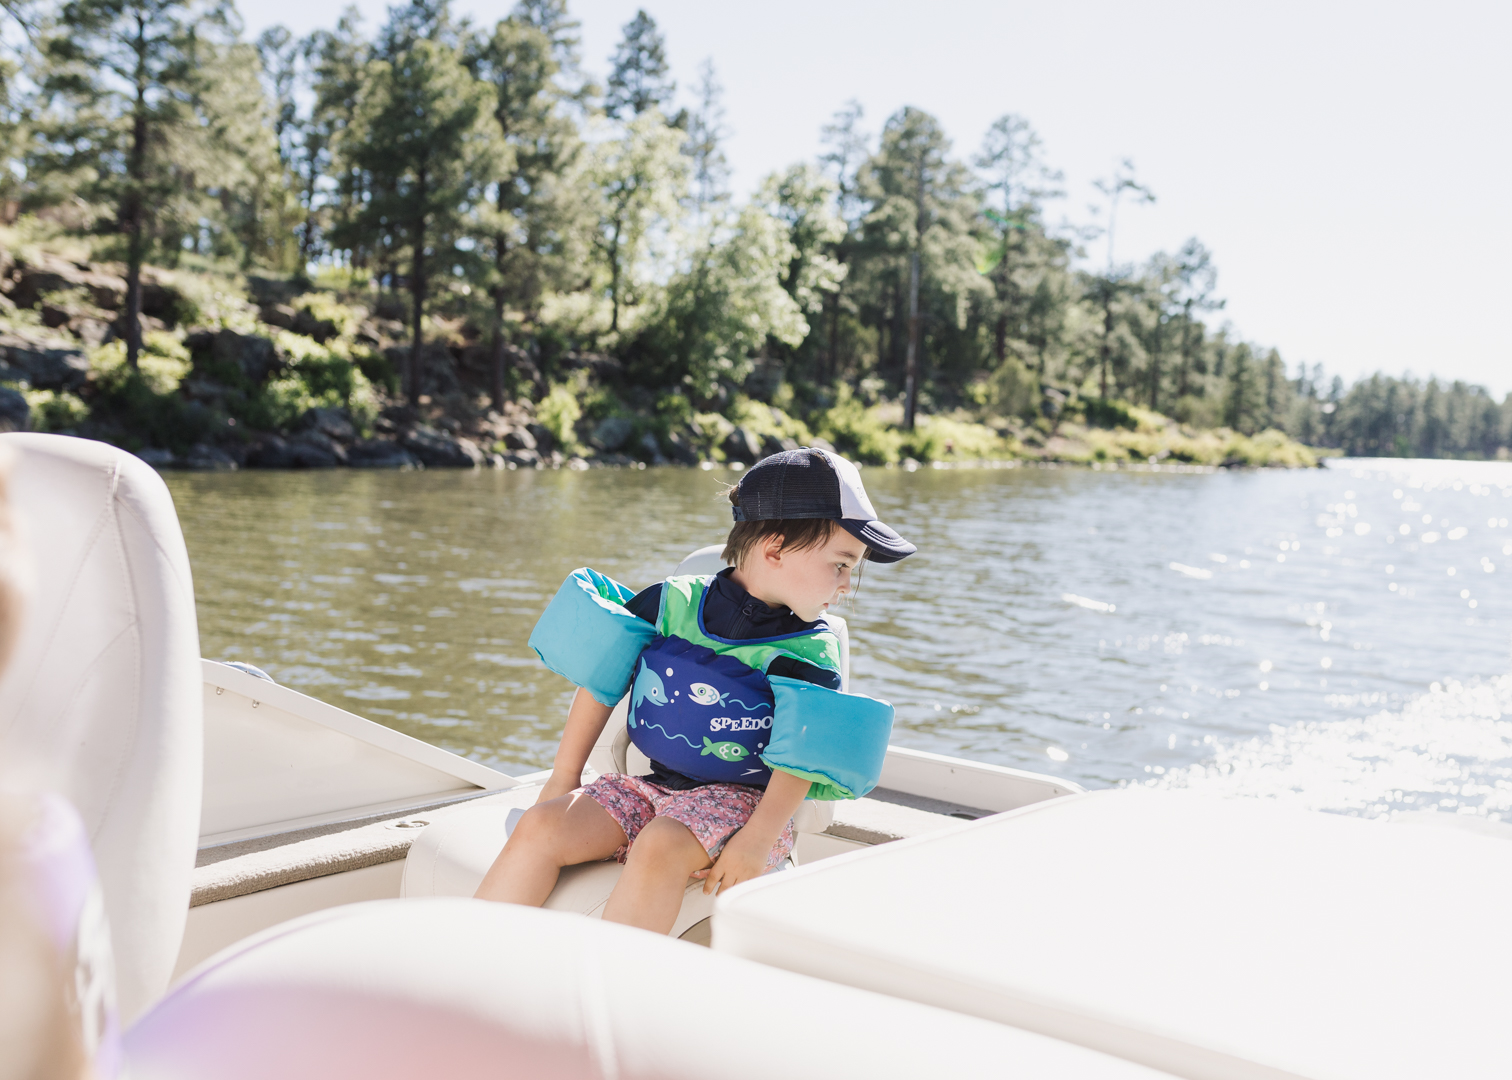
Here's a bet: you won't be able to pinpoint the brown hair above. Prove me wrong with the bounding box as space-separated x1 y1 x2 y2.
720 485 864 569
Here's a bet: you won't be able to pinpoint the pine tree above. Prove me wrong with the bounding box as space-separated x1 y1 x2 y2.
304 7 368 267
470 13 588 407
34 0 235 367
862 107 984 428
974 115 1062 370
1088 160 1154 401
604 9 673 120
347 31 499 402
588 109 685 334
816 101 868 385
682 59 728 226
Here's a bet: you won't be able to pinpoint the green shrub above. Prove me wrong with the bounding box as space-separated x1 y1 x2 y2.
812 386 904 464
691 411 735 459
903 416 1007 461
980 358 1040 421
22 389 88 432
170 271 260 332
353 347 399 397
1081 397 1138 430
1171 394 1222 429
292 292 359 339
537 384 582 454
728 397 813 446
89 334 192 395
1223 429 1318 468
244 375 319 432
91 370 221 452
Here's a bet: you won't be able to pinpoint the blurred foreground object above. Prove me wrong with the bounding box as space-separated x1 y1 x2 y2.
124 898 1161 1080
0 434 202 1023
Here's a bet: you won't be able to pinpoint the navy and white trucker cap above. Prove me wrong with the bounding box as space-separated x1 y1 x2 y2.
731 448 917 563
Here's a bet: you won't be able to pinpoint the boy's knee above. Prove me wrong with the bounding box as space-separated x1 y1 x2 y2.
628 816 707 869
508 801 563 850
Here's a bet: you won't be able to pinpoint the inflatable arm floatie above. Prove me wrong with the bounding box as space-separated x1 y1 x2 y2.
762 676 893 800
528 567 658 706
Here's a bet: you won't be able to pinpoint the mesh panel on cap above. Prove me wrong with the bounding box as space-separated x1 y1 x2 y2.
736 449 841 520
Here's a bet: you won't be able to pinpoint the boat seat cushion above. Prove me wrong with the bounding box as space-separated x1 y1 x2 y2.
401 792 833 938
125 899 1169 1079
0 434 202 1023
713 789 1512 1080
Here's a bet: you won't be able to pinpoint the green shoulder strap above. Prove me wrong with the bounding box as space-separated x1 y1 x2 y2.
658 575 841 675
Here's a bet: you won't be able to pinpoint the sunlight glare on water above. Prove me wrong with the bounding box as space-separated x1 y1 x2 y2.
166 456 1512 821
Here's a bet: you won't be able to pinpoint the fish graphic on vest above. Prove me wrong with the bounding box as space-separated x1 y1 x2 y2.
701 737 750 762
688 682 722 706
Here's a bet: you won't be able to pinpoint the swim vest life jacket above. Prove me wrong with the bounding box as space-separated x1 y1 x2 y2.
528 568 894 799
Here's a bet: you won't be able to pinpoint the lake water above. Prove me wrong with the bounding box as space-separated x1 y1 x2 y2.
165 458 1512 822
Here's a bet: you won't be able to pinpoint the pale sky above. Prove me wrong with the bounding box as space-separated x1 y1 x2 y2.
244 0 1512 397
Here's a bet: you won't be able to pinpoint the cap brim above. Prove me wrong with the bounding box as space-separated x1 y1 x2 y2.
837 519 916 563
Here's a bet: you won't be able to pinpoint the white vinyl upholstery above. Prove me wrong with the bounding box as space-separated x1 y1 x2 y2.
0 434 202 1022
713 788 1512 1080
401 777 832 932
400 797 721 938
124 898 1170 1079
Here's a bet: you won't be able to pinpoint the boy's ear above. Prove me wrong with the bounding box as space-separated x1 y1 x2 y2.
761 533 786 566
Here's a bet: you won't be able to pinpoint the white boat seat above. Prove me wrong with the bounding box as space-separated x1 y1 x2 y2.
713 788 1512 1080
125 898 1172 1079
400 769 834 939
0 434 203 1022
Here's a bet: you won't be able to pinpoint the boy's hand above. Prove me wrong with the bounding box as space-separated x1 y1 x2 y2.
537 768 581 804
693 828 769 895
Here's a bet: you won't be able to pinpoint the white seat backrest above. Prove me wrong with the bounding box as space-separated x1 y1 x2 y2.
0 434 202 1022
671 543 726 577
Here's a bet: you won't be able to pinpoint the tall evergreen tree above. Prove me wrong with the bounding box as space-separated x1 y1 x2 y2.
348 31 498 401
604 9 672 120
1159 238 1223 403
304 7 368 266
862 107 983 428
34 0 234 367
471 13 588 407
1088 159 1154 399
587 109 685 334
817 100 868 385
974 114 1062 369
682 59 728 227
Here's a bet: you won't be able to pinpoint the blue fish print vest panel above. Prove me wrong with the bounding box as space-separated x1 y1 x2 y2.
628 635 776 786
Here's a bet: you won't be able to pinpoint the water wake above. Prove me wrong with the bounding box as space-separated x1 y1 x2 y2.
1149 674 1512 821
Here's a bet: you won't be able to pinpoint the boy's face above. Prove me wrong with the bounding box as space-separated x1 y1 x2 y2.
759 528 865 622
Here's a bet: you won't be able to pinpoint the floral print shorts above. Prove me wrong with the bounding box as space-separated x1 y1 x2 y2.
580 773 796 872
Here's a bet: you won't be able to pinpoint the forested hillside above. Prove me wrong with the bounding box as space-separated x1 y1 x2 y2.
0 0 1501 466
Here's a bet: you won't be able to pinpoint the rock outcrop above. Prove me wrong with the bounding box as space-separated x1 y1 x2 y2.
0 332 90 392
399 424 484 468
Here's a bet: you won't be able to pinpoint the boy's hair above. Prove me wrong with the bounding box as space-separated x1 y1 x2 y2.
721 485 864 568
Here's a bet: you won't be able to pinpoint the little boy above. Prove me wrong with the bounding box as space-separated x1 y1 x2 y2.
475 447 914 934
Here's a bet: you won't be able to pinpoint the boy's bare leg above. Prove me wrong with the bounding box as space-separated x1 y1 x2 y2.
474 791 625 906
602 816 712 934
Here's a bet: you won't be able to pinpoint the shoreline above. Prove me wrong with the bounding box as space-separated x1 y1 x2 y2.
132 448 1314 474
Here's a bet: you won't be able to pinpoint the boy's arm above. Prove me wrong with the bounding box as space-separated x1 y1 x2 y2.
538 687 615 803
694 768 811 894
